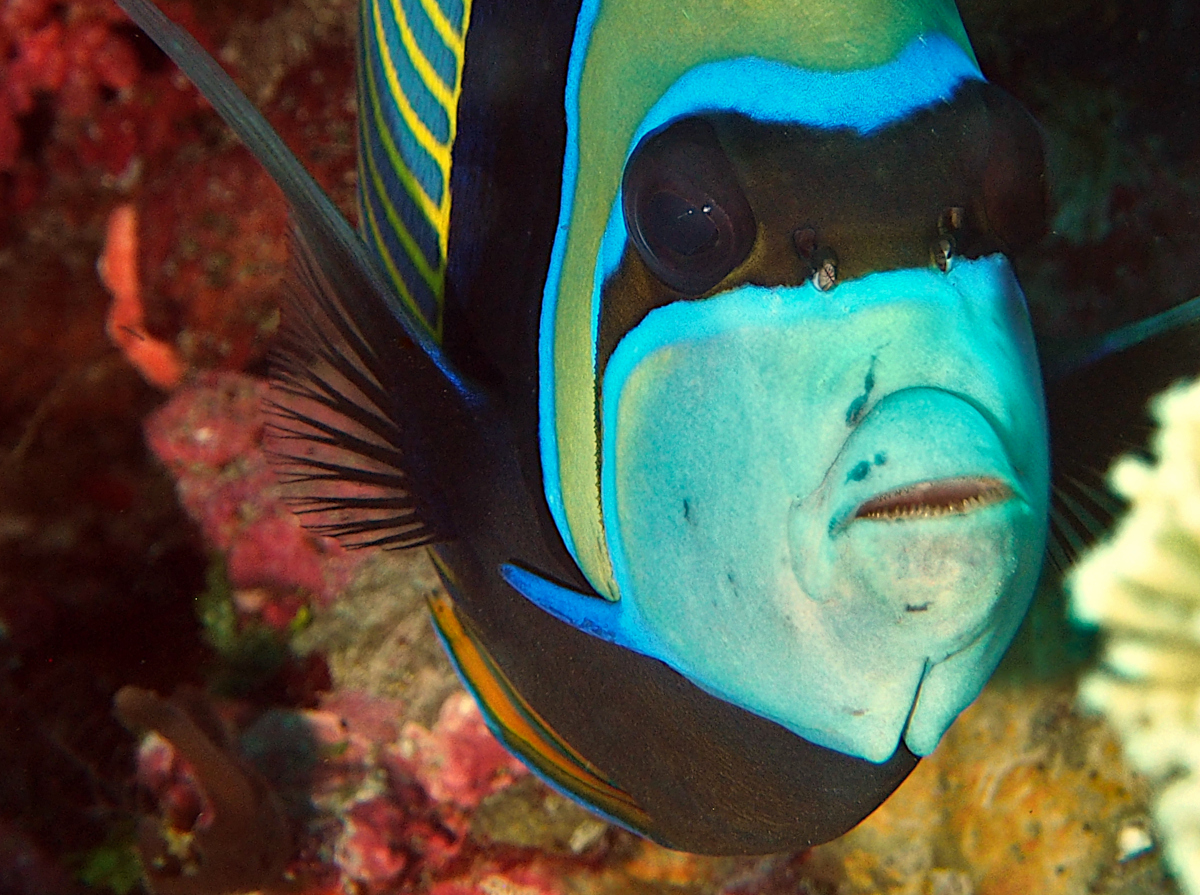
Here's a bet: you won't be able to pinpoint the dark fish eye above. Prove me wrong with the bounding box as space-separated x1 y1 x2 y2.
644 192 720 256
622 117 756 296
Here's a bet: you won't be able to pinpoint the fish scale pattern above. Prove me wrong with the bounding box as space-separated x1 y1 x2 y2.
357 0 471 335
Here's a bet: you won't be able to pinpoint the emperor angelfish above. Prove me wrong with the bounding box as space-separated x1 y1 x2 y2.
117 0 1200 855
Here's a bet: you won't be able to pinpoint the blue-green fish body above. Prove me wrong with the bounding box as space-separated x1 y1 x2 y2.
116 0 1199 854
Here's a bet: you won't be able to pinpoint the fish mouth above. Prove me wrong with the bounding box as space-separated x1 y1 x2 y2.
852 476 1014 522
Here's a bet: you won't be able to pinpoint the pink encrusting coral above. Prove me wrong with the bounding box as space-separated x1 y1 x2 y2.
306 690 529 891
143 371 363 617
398 693 530 814
122 682 576 895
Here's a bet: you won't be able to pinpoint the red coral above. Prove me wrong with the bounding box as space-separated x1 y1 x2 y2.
3 10 138 120
335 797 412 889
100 203 186 390
398 692 530 813
135 145 290 373
143 371 363 610
0 0 209 205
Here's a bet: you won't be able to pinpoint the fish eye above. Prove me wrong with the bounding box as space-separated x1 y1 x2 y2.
622 117 756 296
642 193 720 256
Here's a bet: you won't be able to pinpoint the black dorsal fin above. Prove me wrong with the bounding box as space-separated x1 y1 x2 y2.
117 0 487 548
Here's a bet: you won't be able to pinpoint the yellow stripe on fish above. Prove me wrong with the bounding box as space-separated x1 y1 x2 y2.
357 0 472 334
427 588 652 833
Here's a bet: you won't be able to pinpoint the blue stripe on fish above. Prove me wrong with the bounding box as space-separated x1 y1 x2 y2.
362 1 448 198
633 36 981 142
373 0 452 144
399 0 458 90
435 0 465 35
359 116 441 320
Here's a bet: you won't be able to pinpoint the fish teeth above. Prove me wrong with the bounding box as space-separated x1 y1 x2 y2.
856 482 1010 521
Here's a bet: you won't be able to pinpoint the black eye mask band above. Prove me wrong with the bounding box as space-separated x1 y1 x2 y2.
598 79 1048 375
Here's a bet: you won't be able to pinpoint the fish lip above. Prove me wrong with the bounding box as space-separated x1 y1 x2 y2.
849 476 1015 524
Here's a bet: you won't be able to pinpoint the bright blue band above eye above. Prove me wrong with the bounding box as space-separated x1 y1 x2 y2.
633 34 981 144
592 36 984 299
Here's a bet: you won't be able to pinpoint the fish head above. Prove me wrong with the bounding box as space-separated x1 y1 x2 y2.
600 261 1048 762
581 71 1051 763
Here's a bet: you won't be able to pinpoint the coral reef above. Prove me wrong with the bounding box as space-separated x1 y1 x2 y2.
797 681 1174 895
0 0 356 879
100 203 185 390
1 0 139 190
143 371 363 613
1 0 1198 889
0 0 211 220
114 685 292 895
118 677 604 895
1070 377 1200 895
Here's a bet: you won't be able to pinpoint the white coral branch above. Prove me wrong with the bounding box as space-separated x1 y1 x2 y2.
1069 377 1200 895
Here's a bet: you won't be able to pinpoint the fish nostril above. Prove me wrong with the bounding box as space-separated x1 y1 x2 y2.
938 206 965 234
792 228 838 291
932 235 955 272
812 247 839 292
932 206 965 272
792 226 817 260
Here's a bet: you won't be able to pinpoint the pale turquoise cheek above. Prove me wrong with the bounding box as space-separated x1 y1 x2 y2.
600 257 1049 762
